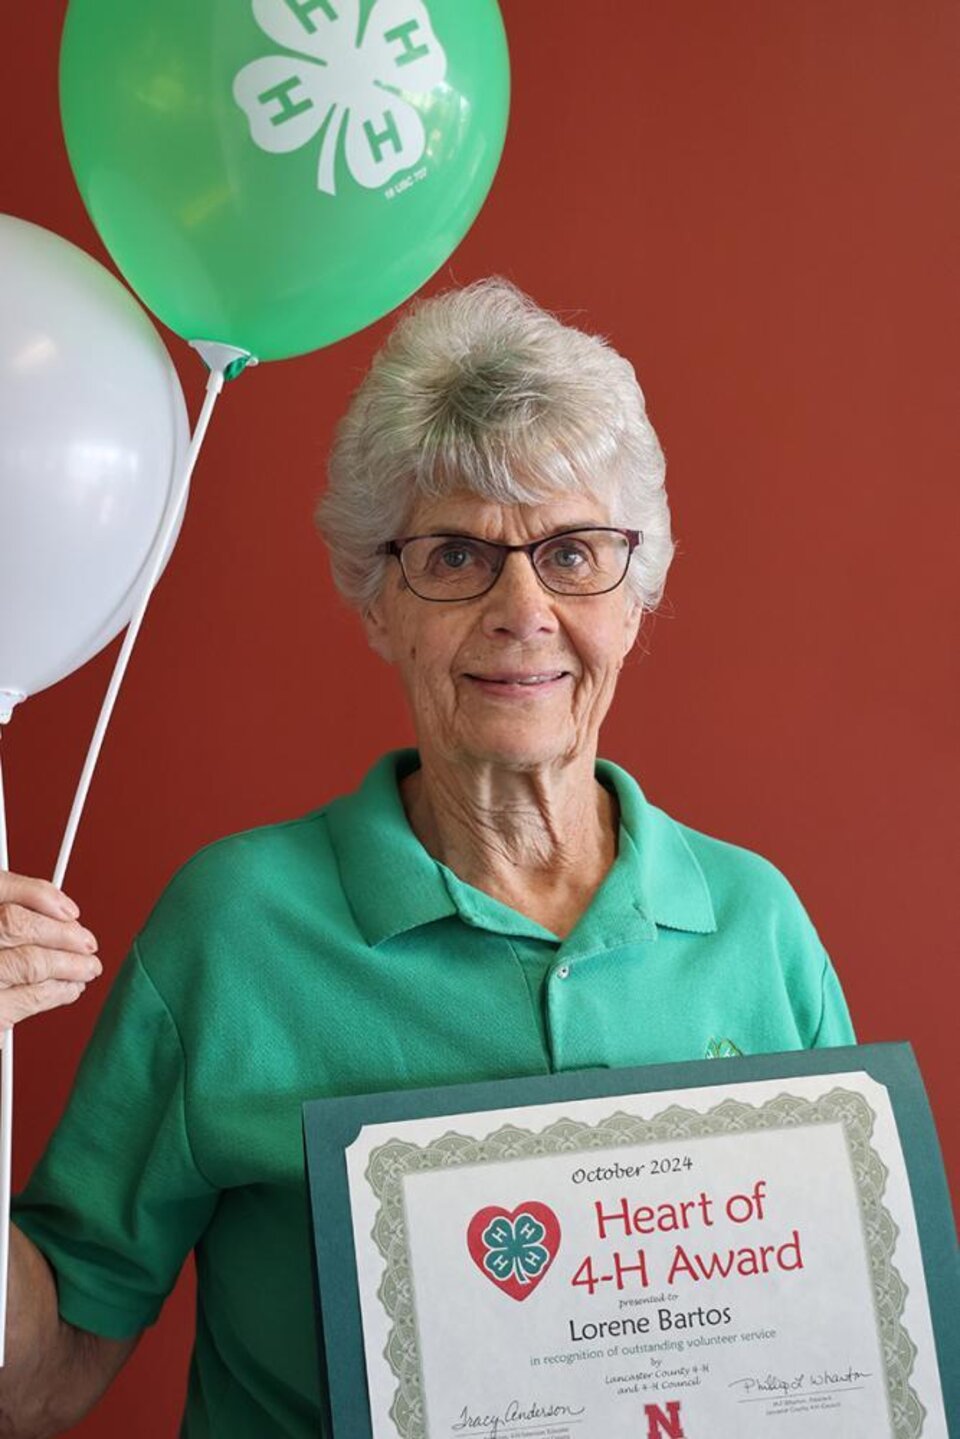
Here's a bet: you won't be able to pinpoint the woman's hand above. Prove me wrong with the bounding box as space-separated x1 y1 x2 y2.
0 872 101 1030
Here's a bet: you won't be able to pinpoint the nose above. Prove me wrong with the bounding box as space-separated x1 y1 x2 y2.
479 551 559 642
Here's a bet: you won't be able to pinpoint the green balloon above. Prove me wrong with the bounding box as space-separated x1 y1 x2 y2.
60 0 509 361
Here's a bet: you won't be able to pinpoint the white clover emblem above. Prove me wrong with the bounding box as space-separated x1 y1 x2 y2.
234 0 447 195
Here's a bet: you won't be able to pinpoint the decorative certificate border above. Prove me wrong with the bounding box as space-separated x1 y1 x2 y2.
362 1087 924 1439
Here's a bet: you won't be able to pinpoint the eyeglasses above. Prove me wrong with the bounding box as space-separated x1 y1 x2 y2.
377 527 642 602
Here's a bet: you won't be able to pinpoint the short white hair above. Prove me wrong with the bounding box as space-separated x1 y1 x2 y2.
316 278 674 612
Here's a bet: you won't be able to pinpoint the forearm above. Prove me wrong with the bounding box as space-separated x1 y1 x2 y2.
0 1225 136 1438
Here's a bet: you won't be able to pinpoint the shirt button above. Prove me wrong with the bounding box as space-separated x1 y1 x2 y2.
556 964 570 979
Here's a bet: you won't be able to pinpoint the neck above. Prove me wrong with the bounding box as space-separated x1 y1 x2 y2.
400 748 619 936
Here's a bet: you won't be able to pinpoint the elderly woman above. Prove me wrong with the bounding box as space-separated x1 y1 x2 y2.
4 280 852 1436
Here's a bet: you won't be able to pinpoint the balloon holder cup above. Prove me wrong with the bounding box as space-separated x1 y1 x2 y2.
190 340 258 384
0 692 25 726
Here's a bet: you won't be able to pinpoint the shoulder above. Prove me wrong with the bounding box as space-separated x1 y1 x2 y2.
667 814 855 1047
602 757 824 945
641 800 851 1047
134 805 342 980
660 810 835 1020
153 807 334 907
671 814 817 936
134 750 412 988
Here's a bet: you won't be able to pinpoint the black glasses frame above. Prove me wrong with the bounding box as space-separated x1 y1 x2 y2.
376 526 643 602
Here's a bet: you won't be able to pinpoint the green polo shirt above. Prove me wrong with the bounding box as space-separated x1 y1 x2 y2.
14 749 853 1436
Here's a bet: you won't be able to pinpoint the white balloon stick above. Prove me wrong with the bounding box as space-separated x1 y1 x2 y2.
0 743 12 1367
51 345 254 889
0 341 256 1368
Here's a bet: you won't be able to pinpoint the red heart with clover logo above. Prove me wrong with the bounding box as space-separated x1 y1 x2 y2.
466 1202 561 1301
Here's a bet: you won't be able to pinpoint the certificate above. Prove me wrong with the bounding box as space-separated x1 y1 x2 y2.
303 1044 958 1438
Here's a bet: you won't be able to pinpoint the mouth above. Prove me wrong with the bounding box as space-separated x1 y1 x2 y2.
464 670 571 693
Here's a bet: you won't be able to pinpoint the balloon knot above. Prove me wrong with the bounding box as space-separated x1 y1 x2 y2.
189 340 259 380
224 355 253 382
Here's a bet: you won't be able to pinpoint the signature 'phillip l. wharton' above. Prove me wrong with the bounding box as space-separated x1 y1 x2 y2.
729 1365 872 1397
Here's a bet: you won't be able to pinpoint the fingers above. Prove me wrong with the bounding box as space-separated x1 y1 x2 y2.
0 871 80 921
0 872 100 1032
0 979 89 1029
0 902 97 956
0 945 102 990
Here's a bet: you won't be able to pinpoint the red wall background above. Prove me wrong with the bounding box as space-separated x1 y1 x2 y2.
4 3 957 1432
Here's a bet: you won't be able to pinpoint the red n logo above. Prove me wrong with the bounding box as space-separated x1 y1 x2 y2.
644 1401 686 1438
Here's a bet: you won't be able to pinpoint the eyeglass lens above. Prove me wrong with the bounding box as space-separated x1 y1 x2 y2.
399 530 633 600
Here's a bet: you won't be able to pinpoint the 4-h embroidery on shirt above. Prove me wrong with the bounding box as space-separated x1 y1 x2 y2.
234 0 447 196
704 1037 743 1059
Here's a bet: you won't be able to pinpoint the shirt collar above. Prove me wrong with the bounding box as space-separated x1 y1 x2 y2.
600 758 717 938
323 749 716 952
324 750 457 946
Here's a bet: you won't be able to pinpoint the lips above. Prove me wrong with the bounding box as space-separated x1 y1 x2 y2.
466 671 569 685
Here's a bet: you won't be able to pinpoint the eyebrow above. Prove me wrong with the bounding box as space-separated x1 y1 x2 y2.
417 522 603 540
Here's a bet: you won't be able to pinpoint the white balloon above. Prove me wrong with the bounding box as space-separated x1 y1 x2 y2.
0 216 190 713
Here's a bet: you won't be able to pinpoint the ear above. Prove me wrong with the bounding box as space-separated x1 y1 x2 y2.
362 595 397 664
622 596 643 657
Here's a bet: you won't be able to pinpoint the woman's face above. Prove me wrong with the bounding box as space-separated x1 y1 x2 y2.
363 490 642 771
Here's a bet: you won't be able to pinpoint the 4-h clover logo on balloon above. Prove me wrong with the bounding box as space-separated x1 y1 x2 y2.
234 0 447 196
467 1202 561 1302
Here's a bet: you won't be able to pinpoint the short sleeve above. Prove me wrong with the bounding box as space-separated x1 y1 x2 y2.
13 942 218 1339
810 953 857 1048
766 867 857 1050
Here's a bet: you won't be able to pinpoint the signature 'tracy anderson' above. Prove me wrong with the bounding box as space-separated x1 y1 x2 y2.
453 1398 586 1436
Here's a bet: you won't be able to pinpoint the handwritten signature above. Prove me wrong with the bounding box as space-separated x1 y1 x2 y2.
730 1365 872 1397
453 1399 586 1436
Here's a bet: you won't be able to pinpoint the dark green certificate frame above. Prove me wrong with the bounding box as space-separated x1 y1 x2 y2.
303 1042 959 1438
